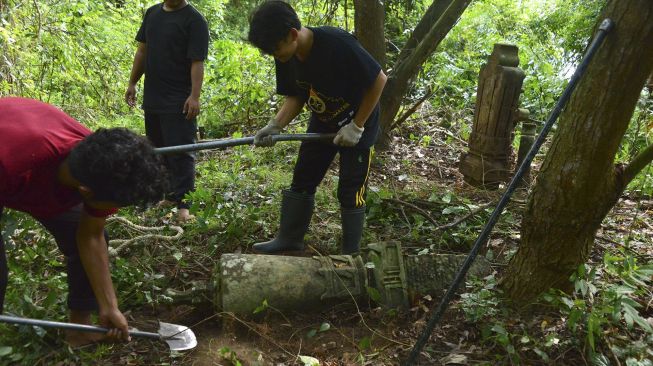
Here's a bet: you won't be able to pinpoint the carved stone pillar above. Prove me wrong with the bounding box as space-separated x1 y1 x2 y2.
459 44 525 188
515 109 536 185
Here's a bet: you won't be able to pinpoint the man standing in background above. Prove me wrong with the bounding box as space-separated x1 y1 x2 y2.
248 1 387 255
125 0 209 222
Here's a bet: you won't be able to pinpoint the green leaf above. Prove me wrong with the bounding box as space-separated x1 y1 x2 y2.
0 347 12 357
442 206 457 215
491 324 507 335
173 252 183 261
621 302 653 332
590 353 610 366
318 322 330 332
533 348 549 362
366 286 381 303
253 299 268 314
358 336 372 350
298 355 320 366
306 329 317 338
561 296 574 309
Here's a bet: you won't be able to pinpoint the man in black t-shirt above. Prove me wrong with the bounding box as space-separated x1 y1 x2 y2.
125 0 209 222
248 0 387 255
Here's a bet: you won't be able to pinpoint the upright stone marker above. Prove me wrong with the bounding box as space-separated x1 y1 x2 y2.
459 43 526 187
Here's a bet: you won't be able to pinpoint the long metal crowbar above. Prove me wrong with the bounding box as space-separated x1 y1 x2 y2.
0 314 197 351
153 132 336 154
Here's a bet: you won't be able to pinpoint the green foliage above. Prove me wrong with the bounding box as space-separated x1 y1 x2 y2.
460 274 528 364
202 40 274 136
460 274 501 323
543 252 653 361
460 253 653 364
619 92 653 195
306 322 331 338
422 0 606 124
0 0 272 135
1 1 145 113
219 346 243 366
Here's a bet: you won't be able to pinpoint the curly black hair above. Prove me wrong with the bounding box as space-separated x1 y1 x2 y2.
248 0 301 55
67 128 168 206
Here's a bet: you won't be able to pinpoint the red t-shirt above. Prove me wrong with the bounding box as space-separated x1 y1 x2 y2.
0 97 117 219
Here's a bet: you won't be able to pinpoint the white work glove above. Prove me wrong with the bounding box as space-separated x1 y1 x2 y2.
254 118 283 147
333 121 364 147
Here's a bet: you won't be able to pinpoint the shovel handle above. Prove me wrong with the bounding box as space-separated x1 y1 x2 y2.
153 132 337 155
0 314 162 340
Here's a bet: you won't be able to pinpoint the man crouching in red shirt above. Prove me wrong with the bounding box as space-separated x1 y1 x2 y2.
0 97 168 346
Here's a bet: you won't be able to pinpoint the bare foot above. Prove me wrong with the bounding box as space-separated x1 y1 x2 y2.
65 330 105 348
65 310 105 348
157 199 176 208
177 208 195 223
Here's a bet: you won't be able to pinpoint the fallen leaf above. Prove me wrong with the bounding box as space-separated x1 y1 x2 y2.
440 353 468 365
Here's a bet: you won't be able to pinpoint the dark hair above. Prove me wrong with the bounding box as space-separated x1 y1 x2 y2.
67 128 168 206
248 0 301 55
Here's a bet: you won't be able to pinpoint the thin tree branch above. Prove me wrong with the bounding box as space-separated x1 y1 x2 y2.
390 87 437 130
383 198 492 231
435 202 493 231
622 143 653 187
395 0 454 66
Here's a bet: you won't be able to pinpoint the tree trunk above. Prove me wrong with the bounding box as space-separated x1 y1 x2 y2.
500 0 653 304
353 0 385 69
375 0 472 150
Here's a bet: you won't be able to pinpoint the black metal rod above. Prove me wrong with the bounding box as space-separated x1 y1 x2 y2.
0 314 163 340
404 18 614 365
153 133 337 154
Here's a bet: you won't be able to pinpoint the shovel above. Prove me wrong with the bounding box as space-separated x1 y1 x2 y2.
0 314 197 351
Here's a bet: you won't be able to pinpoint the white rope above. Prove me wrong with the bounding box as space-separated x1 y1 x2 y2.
106 216 183 257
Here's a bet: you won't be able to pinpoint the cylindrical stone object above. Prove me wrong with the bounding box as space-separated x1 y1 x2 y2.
215 254 367 315
404 254 491 299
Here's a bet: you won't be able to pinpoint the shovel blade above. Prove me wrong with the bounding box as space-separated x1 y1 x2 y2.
158 322 197 351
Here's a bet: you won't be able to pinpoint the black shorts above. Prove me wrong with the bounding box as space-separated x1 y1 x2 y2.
290 140 373 208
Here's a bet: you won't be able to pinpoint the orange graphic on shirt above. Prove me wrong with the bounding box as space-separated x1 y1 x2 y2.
299 82 351 123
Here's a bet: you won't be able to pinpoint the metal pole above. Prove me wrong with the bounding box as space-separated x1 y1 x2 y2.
0 314 162 339
153 133 336 155
404 18 614 365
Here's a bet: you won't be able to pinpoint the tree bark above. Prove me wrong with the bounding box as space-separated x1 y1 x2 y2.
375 0 472 150
353 0 386 69
500 0 653 304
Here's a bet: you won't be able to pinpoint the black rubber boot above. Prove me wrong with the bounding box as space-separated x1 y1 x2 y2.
341 206 366 255
253 190 314 254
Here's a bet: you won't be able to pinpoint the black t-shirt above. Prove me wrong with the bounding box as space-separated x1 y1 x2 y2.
275 26 382 148
136 3 209 113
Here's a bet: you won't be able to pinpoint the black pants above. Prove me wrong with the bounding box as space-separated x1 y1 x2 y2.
291 141 373 208
0 205 103 313
145 112 197 209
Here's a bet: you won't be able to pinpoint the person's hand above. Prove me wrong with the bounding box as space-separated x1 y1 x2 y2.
254 118 283 147
333 122 364 147
184 96 200 120
98 307 131 343
125 84 137 108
